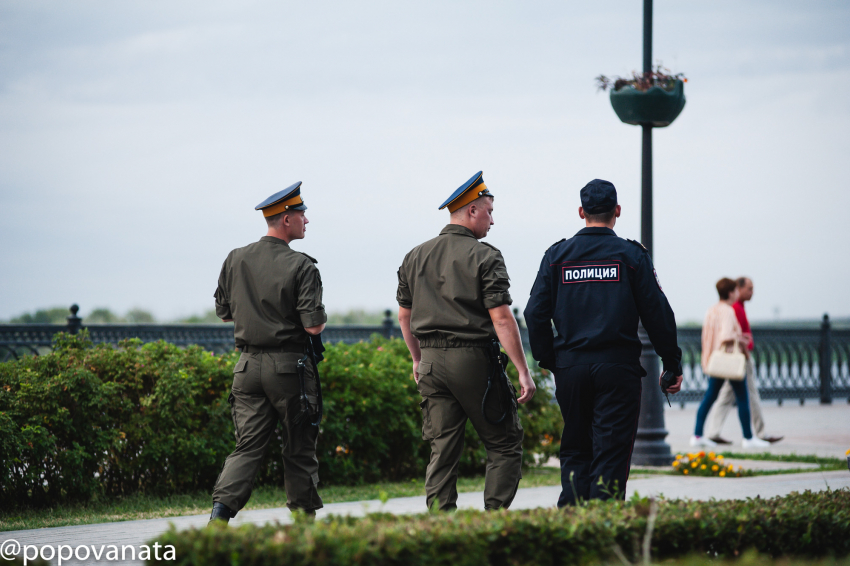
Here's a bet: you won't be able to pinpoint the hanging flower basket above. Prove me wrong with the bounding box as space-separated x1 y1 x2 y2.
609 80 686 127
596 66 687 127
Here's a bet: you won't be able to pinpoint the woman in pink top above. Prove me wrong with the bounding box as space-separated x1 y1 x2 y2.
691 278 768 448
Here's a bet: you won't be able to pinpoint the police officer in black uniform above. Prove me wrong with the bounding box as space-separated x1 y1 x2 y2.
523 179 683 506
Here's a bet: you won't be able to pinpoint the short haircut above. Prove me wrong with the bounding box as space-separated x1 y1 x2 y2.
449 194 494 219
716 278 737 300
583 207 616 224
736 276 751 288
265 211 285 227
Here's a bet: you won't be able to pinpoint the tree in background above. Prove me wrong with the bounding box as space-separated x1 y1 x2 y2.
6 307 157 324
86 308 124 324
326 309 395 325
177 310 221 323
6 307 405 325
9 308 70 324
125 308 156 323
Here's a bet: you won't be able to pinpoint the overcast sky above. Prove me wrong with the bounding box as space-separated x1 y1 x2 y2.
1 0 848 324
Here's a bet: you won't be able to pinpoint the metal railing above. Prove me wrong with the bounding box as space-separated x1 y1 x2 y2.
676 315 849 405
2 306 847 404
0 305 404 360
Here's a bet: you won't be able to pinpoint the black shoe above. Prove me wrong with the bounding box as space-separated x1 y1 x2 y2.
709 436 732 445
209 502 235 524
762 436 784 443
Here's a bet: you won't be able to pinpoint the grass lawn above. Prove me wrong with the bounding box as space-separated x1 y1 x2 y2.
720 451 847 470
3 454 842 532
718 452 847 475
0 467 568 532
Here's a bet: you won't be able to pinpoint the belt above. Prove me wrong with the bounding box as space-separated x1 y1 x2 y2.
417 338 492 349
239 343 305 354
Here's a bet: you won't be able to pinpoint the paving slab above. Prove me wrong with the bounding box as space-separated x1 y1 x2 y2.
2 470 848 566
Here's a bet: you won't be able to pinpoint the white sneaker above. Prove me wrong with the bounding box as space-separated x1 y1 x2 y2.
742 437 770 448
690 435 717 447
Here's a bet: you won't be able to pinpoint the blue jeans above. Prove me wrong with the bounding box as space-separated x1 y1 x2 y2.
694 375 752 439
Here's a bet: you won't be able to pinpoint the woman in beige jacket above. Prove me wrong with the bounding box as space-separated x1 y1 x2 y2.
691 278 769 448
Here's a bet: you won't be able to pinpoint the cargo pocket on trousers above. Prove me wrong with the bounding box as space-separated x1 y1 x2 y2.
417 361 432 382
228 391 240 443
419 399 433 441
416 361 434 440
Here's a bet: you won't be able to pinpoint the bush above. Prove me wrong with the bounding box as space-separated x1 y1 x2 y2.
0 332 237 508
0 332 562 508
149 490 850 566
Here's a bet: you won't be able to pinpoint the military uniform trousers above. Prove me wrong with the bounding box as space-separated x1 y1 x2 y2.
417 346 524 511
554 363 642 507
212 351 323 514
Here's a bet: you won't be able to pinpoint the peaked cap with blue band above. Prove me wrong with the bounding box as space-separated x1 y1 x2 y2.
438 171 493 213
255 181 307 217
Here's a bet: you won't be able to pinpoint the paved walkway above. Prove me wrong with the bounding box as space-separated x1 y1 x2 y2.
664 400 850 458
2 470 848 566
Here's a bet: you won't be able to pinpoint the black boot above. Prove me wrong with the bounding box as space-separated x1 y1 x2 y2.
209 502 235 524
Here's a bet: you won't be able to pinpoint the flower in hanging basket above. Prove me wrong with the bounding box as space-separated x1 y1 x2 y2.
595 64 686 93
596 64 687 127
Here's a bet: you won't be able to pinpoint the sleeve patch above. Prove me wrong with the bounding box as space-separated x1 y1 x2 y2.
653 268 663 291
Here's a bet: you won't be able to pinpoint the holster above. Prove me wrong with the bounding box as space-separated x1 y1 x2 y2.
482 340 518 425
294 335 324 427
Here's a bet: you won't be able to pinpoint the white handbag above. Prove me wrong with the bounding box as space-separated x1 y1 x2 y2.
705 341 746 380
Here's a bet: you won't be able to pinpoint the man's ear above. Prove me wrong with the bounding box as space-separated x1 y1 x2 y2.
281 213 291 227
614 205 621 218
578 207 586 220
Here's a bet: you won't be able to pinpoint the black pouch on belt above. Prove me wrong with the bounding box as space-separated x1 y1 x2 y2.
482 340 518 425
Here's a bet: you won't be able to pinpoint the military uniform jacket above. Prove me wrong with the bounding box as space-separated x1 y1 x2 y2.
396 224 512 348
215 236 327 348
523 227 681 372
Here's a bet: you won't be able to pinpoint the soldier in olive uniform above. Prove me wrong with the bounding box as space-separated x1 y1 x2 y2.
396 171 536 512
209 182 327 523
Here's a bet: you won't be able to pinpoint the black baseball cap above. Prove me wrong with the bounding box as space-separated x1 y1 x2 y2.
580 179 617 214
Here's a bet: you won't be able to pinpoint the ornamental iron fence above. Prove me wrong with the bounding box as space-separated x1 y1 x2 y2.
1 306 847 404
675 315 849 406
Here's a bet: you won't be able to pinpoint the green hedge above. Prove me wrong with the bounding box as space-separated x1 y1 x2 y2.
0 332 562 508
148 490 850 566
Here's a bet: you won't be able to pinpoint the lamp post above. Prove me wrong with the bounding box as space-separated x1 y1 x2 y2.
604 0 686 465
632 0 673 466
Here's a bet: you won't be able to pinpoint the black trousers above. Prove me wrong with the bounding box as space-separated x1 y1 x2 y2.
554 363 642 506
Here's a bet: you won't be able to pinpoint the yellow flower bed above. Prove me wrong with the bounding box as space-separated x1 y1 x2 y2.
671 451 748 477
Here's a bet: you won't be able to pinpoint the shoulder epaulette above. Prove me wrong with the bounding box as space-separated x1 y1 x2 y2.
626 239 648 252
547 238 566 250
298 251 318 264
479 241 502 253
